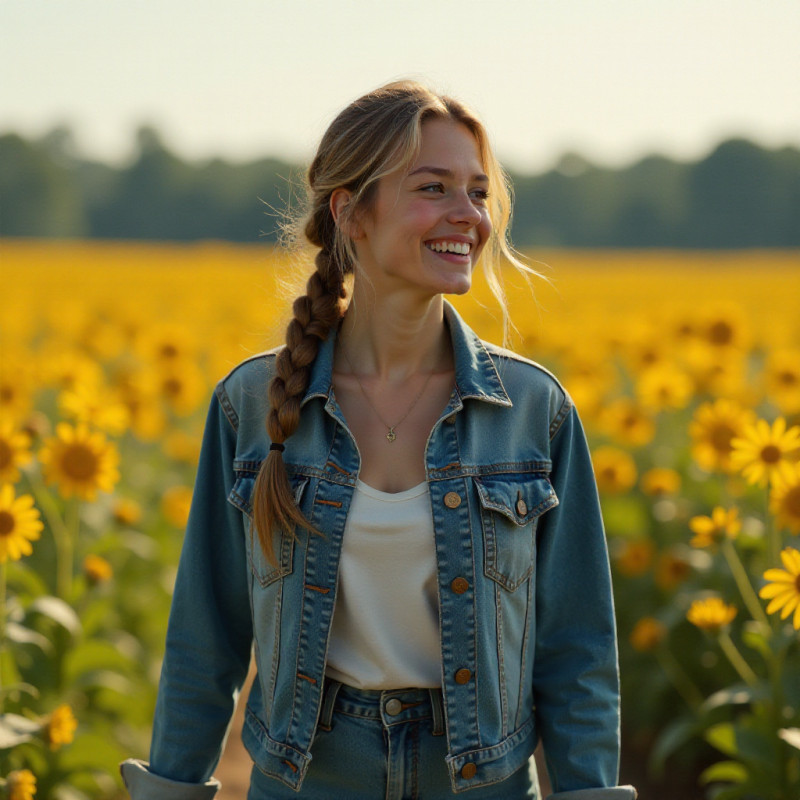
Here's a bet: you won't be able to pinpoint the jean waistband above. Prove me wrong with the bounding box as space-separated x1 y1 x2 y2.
318 676 445 736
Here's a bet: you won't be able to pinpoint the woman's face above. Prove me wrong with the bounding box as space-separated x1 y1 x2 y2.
351 118 492 299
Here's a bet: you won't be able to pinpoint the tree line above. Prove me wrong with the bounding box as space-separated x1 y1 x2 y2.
2 126 798 247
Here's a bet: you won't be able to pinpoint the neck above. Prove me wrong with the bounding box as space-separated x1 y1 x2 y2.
336 291 453 381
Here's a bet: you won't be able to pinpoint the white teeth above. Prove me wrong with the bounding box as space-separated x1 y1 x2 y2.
427 241 471 255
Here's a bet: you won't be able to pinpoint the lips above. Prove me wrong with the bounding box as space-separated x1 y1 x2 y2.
425 240 472 255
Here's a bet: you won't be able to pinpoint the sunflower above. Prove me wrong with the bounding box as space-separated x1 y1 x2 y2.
0 484 43 563
655 550 692 591
599 398 656 447
770 461 800 535
730 417 800 488
687 597 738 634
759 547 800 630
5 770 36 800
764 348 800 414
615 539 655 577
0 420 32 483
636 363 694 413
58 382 130 437
630 617 667 652
39 423 120 501
162 486 193 528
44 704 77 750
83 554 113 585
640 468 682 496
689 399 756 474
592 446 638 495
112 497 143 526
689 506 741 549
157 361 207 417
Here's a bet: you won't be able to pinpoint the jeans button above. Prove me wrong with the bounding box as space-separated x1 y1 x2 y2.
461 763 477 779
444 491 462 509
451 577 469 594
454 668 472 684
385 698 402 716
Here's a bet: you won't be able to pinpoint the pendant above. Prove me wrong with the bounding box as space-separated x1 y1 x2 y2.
386 428 397 443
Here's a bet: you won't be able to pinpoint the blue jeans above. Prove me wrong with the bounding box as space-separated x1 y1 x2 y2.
247 677 536 799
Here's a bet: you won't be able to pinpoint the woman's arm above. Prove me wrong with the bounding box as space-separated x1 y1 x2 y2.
534 401 637 799
121 386 253 799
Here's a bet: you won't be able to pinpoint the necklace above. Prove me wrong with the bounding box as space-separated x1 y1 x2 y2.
340 347 436 443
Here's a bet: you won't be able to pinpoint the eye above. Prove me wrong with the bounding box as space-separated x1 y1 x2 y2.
470 188 490 201
419 183 444 193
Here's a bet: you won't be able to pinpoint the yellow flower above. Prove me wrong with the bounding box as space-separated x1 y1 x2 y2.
0 356 35 424
45 704 77 750
0 484 43 562
162 486 193 528
83 554 113 585
770 461 800 535
640 468 682 496
112 497 143 526
730 417 800 488
636 363 694 412
689 507 741 549
687 597 738 633
39 423 120 501
764 348 800 414
689 399 756 474
592 446 637 494
697 304 749 352
157 362 207 417
58 382 130 437
6 769 36 800
630 617 667 652
164 430 202 465
0 420 32 483
599 398 656 447
615 539 655 577
759 547 800 630
655 551 692 591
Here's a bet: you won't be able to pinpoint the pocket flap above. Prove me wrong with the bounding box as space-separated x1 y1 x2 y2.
474 473 558 525
228 465 308 519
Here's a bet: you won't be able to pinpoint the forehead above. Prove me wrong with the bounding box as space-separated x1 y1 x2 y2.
407 118 485 175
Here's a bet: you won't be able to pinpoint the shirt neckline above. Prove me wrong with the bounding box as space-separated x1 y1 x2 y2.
355 479 429 502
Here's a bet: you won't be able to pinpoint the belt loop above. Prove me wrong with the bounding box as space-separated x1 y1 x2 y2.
318 678 343 731
428 688 445 736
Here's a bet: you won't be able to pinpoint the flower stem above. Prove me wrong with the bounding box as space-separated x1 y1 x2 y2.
0 561 6 713
656 647 705 709
722 537 771 631
766 485 782 569
718 630 758 687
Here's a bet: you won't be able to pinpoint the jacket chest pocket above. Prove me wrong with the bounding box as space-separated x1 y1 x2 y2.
474 473 559 592
227 466 308 587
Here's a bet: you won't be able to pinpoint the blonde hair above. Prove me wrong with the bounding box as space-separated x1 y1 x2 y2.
252 79 538 563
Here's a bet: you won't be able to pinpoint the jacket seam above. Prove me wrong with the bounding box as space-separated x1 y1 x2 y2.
549 392 573 440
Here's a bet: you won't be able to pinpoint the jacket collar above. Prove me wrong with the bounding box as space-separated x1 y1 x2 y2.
301 299 512 409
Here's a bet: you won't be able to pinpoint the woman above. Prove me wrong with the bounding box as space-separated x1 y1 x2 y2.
121 81 637 799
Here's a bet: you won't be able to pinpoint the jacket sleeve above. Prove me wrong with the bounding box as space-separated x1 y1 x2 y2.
121 385 253 799
534 399 636 799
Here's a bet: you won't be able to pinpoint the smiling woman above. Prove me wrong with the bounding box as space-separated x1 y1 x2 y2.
120 80 637 800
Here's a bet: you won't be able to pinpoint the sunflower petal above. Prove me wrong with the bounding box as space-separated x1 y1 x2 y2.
760 582 793 599
763 569 793 583
781 548 800 574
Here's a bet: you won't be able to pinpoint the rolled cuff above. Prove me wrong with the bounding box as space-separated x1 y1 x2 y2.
120 759 221 800
547 787 637 800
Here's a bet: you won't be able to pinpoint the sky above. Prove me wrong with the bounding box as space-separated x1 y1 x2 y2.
2 0 799 174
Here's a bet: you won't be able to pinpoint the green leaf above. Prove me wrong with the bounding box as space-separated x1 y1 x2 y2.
64 640 134 685
700 760 749 785
700 684 759 713
705 723 737 757
5 621 52 653
28 596 82 637
0 713 42 749
648 717 700 777
741 622 772 660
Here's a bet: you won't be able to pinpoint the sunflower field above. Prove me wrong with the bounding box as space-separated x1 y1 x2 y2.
1 240 799 800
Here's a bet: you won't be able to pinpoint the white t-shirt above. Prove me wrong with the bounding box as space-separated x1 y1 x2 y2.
325 479 442 689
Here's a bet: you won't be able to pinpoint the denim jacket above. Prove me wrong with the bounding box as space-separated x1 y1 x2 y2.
121 301 636 799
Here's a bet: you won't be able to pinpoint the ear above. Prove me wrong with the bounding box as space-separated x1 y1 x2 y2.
330 188 363 240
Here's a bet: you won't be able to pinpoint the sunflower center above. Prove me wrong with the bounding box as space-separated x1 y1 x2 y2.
160 343 179 359
709 321 734 345
795 574 800 593
163 377 182 397
760 444 782 464
62 444 99 480
711 425 735 453
0 440 12 470
0 510 15 536
0 385 14 404
778 371 798 387
786 487 800 518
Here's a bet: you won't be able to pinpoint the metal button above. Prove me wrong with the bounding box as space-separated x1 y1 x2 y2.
516 496 528 516
454 668 472 684
385 698 402 716
450 577 469 594
461 763 477 779
444 492 462 509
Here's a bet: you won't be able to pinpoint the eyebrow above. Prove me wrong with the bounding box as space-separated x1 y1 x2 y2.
407 166 489 183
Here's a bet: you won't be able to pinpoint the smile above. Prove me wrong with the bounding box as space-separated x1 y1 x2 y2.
425 241 472 255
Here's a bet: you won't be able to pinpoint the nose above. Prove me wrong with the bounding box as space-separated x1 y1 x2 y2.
447 190 483 227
